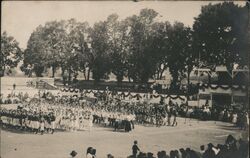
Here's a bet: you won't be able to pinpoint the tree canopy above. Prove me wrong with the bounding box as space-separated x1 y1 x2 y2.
2 2 247 88
1 32 23 76
193 2 249 70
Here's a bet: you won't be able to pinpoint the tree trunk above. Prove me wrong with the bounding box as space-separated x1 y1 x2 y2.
117 74 123 86
87 68 91 81
187 70 190 101
68 69 71 84
83 73 86 80
52 65 56 78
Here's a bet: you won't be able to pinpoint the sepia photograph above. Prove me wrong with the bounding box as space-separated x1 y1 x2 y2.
1 1 249 158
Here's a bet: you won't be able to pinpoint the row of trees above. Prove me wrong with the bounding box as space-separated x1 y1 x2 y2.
1 2 249 86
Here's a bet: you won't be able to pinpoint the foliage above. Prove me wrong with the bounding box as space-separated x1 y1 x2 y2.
166 22 193 85
1 32 23 76
193 2 249 70
19 2 247 86
126 8 160 83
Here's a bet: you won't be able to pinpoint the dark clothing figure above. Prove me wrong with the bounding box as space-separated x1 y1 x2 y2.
225 135 237 151
13 84 16 90
125 120 132 132
238 139 249 158
202 149 215 158
132 143 140 158
202 143 216 158
171 108 178 126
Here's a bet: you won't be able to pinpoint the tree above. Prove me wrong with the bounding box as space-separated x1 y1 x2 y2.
23 21 68 77
150 21 172 80
44 20 68 78
105 14 130 84
89 21 111 82
126 8 159 83
1 31 22 76
193 2 249 70
166 22 193 87
63 19 90 82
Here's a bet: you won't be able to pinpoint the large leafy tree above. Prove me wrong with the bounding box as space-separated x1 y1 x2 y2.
23 25 46 77
193 2 249 70
63 19 90 82
89 21 111 82
24 21 68 77
106 14 130 84
150 21 172 80
1 32 23 76
167 22 193 86
44 21 67 77
23 19 90 80
126 8 159 83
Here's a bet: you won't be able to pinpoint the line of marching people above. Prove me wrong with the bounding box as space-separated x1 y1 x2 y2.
0 95 179 134
0 108 56 134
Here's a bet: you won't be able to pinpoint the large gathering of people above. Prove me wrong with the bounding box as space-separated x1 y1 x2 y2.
1 83 249 158
1 88 249 135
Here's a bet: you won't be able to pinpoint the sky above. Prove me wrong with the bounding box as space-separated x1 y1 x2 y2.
1 1 245 49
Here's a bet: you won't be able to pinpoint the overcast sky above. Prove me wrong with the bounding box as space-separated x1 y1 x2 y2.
1 1 245 49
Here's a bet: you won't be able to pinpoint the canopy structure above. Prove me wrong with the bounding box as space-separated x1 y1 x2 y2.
195 66 249 108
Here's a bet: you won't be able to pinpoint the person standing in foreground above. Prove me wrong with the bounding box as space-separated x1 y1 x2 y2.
132 140 140 158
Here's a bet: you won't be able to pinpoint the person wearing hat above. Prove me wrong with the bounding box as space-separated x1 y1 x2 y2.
70 150 77 158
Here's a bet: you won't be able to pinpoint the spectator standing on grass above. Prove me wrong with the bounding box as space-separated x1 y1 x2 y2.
171 107 178 126
89 114 93 131
243 112 249 130
40 116 45 135
132 140 140 158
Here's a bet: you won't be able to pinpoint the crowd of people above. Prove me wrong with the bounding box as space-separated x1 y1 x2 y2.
0 88 249 134
0 92 138 133
1 86 249 158
66 135 249 158
130 134 249 158
0 89 185 133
